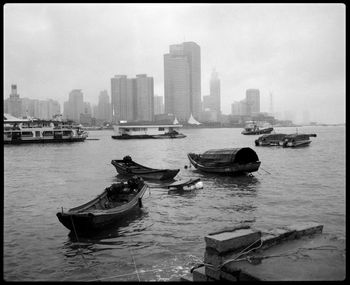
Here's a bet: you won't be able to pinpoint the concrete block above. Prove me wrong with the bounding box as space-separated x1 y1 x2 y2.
205 265 221 280
205 265 238 281
205 228 261 253
192 266 208 282
285 222 323 238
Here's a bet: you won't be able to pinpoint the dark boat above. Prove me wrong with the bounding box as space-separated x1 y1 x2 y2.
111 156 180 180
255 133 287 146
56 177 148 233
282 133 317 147
187 147 261 175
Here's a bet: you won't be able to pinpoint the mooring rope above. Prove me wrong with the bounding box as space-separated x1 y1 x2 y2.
69 215 101 281
129 247 141 282
260 167 271 174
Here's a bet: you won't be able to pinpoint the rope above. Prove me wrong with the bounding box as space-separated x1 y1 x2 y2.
129 247 141 282
69 215 101 281
260 167 271 174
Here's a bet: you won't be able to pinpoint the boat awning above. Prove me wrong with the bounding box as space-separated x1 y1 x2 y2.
200 147 259 164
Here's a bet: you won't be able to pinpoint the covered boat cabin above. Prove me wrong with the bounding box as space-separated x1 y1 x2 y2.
196 147 260 166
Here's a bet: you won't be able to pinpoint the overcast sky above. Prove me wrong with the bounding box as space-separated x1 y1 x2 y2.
4 3 345 124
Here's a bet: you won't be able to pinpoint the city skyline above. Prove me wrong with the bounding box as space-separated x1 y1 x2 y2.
4 3 345 124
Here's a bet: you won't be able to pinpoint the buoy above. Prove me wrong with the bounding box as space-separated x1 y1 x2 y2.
184 165 188 169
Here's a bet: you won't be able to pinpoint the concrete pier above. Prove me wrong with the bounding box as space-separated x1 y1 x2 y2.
182 222 345 281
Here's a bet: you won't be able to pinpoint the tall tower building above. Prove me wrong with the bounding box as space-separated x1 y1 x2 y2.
97 90 112 122
63 89 84 122
210 69 221 117
246 89 260 115
7 84 22 118
111 75 136 122
164 41 201 122
154 95 164 115
135 74 154 121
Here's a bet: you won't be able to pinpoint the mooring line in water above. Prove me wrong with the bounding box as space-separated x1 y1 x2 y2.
69 216 101 281
129 247 141 282
260 167 271 174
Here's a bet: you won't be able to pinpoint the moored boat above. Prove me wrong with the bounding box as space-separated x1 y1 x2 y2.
111 156 180 180
56 177 148 233
4 114 88 144
282 133 317 147
111 121 186 139
255 133 287 146
187 147 261 175
241 121 273 135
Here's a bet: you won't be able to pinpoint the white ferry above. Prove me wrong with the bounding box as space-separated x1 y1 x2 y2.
111 121 186 139
4 114 88 144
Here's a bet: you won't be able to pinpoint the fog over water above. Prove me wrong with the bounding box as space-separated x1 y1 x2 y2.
4 3 345 124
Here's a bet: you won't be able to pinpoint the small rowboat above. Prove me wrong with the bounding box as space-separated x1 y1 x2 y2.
111 156 180 180
56 177 148 233
187 147 261 175
163 178 202 190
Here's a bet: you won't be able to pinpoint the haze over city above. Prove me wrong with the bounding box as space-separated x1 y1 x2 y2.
4 3 345 124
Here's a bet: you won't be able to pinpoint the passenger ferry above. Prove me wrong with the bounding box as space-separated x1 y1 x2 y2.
4 114 88 144
111 121 186 139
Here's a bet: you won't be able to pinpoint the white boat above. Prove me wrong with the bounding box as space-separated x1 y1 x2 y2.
111 122 186 139
4 115 88 144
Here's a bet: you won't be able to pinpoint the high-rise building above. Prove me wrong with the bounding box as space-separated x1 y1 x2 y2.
210 69 221 116
6 84 22 118
63 89 84 122
135 74 154 121
154 95 164 115
164 41 201 122
96 90 112 122
111 74 154 122
111 75 134 122
246 89 260 115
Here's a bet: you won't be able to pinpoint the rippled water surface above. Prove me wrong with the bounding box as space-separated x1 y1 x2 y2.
3 126 345 281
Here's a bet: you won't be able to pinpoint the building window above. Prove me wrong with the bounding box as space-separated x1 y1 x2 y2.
158 127 165 131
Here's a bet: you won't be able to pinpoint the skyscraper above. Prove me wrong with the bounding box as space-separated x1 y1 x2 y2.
63 89 84 122
164 41 201 122
97 90 112 122
210 69 221 116
245 89 260 115
154 95 164 115
6 84 22 118
135 74 154 121
111 74 154 122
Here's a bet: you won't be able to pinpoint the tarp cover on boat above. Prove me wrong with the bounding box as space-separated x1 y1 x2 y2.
200 147 259 164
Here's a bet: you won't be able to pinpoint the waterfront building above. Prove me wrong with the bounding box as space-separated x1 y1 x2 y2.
96 90 112 122
246 89 260 115
164 41 201 123
135 74 154 121
154 95 164 115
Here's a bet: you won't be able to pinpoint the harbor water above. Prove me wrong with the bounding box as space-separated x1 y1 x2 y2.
3 126 345 281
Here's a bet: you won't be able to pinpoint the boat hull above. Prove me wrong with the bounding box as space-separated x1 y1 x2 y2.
242 127 274 135
283 140 311 147
57 184 147 233
111 160 180 180
187 154 261 174
4 137 86 144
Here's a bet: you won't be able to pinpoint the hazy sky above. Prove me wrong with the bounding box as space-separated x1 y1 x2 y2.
4 3 345 124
